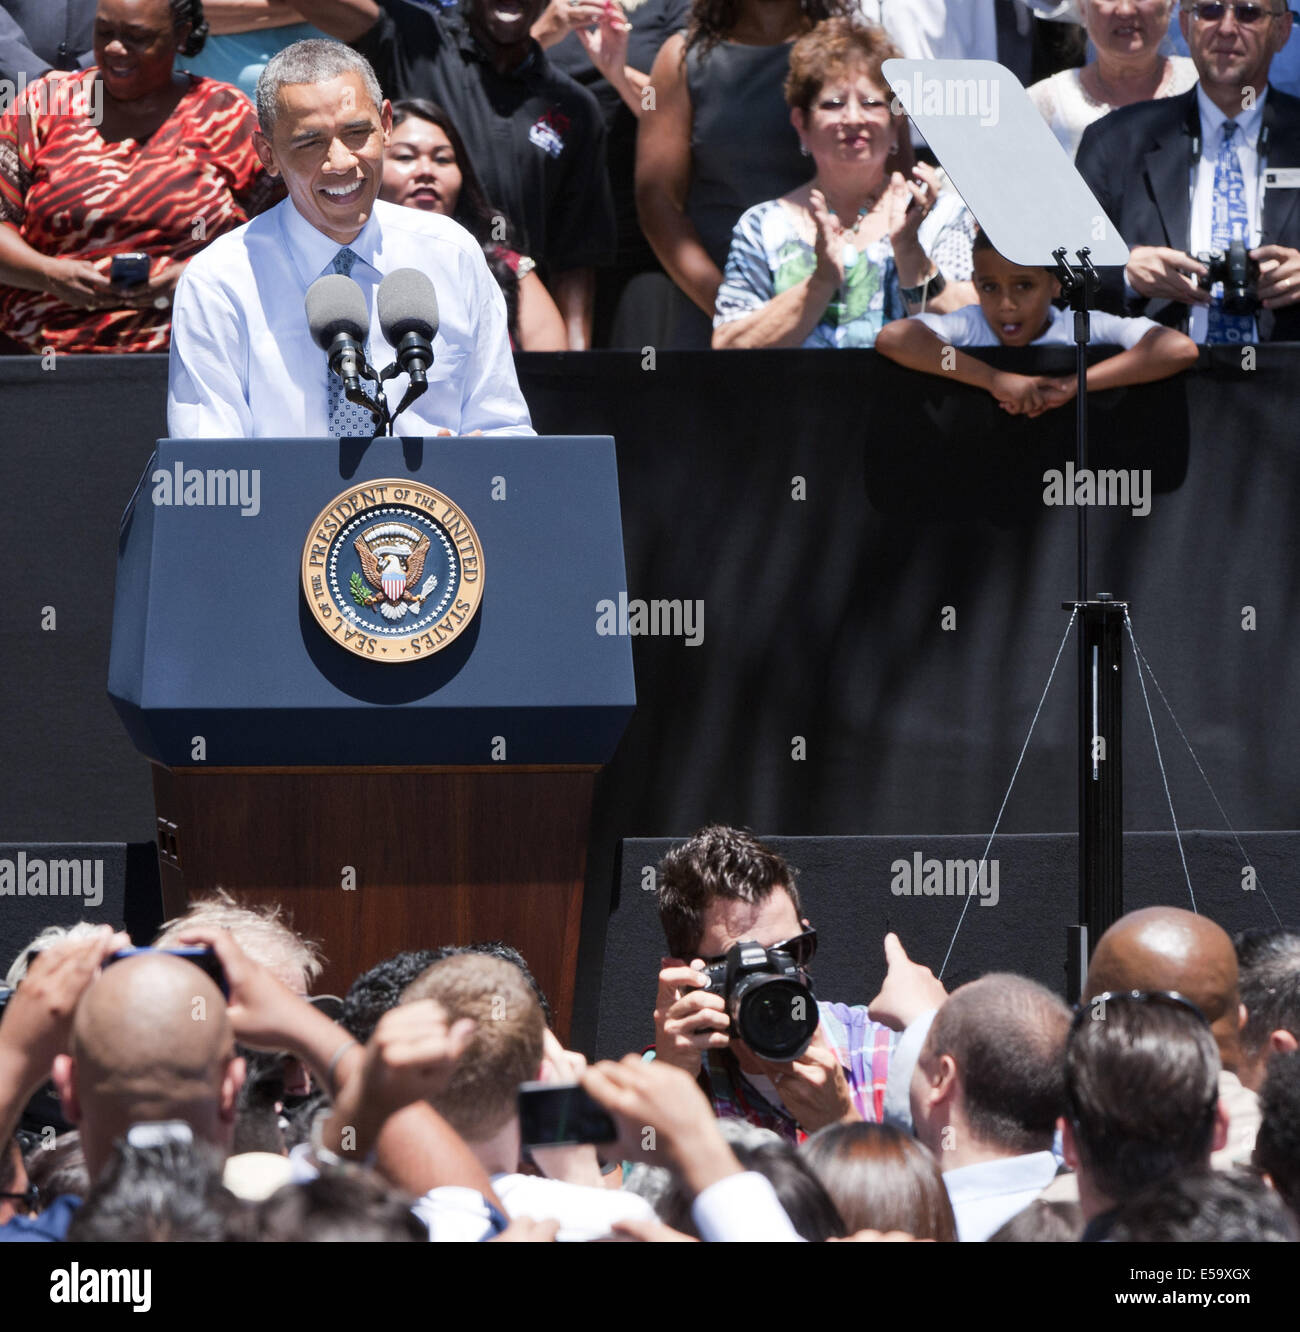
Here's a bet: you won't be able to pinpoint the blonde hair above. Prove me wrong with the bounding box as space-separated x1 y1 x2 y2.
154 889 323 993
6 921 103 987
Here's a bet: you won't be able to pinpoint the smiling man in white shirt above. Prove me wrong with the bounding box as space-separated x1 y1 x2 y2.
167 39 534 438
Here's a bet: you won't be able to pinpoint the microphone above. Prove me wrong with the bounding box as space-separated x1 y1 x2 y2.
377 268 439 428
378 267 439 384
306 273 372 392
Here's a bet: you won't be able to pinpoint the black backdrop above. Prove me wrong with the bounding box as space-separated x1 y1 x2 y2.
1 349 1298 1046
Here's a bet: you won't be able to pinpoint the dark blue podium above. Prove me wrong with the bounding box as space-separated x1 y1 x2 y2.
109 436 635 1033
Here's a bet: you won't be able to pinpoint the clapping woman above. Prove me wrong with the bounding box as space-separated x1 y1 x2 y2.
712 20 974 349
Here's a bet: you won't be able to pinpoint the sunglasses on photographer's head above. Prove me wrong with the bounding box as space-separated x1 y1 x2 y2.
700 927 818 969
1068 988 1210 1036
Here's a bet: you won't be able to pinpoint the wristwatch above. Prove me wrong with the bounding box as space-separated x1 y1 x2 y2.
901 268 946 303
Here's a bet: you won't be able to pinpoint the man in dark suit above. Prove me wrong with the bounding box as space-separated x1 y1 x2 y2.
1077 0 1300 342
0 1 95 82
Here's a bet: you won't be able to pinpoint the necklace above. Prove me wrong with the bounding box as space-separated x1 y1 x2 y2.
1082 57 1168 109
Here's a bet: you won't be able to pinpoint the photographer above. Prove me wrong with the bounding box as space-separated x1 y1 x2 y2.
652 825 945 1142
1076 0 1300 343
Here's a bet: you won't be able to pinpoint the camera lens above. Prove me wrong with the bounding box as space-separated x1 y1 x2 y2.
733 976 818 1061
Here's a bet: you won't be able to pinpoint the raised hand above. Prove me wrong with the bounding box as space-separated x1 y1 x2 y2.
866 932 947 1031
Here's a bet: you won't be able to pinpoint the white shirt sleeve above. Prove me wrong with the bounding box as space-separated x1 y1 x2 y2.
456 246 536 437
691 1171 804 1242
1089 311 1161 348
909 305 988 345
883 1008 939 1132
167 262 254 439
410 1186 504 1242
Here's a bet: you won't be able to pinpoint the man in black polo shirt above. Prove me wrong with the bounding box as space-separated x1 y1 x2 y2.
300 0 616 347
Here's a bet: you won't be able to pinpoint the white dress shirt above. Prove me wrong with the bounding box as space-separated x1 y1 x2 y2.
943 1149 1061 1242
167 196 534 438
1188 86 1266 344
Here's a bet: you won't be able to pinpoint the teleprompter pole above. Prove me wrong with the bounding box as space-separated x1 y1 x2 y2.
1055 248 1126 1001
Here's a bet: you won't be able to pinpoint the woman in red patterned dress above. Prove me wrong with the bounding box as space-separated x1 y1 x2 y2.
0 0 280 354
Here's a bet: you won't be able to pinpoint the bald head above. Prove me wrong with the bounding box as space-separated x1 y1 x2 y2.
1085 908 1242 1068
55 953 243 1182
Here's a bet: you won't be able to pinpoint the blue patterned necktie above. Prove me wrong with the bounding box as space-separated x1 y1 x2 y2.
326 247 379 437
1204 122 1257 345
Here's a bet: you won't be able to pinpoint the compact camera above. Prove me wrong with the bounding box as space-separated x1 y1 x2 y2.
1195 237 1261 316
701 940 819 1062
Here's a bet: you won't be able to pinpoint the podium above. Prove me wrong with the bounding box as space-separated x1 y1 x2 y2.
108 435 635 1037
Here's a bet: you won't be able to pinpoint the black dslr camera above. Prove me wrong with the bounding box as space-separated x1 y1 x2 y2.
1195 237 1261 316
701 940 819 1062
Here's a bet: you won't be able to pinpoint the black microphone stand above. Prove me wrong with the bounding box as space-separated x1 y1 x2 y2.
378 333 433 435
1054 247 1128 1001
328 332 390 439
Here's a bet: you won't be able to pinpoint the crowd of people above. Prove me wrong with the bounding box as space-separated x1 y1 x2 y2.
0 826 1296 1243
3 0 1300 361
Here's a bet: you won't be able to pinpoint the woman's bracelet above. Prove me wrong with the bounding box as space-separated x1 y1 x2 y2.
901 267 946 305
327 1037 359 1098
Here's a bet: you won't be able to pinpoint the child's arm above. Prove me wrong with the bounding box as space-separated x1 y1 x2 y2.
1084 326 1200 391
875 319 1046 415
1035 326 1200 409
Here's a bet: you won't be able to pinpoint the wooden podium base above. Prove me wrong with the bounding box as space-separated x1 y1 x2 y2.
151 765 597 1040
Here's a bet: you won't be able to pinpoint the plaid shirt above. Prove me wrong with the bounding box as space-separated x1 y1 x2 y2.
699 1002 898 1144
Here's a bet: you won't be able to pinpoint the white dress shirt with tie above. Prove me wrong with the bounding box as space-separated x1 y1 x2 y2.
1188 86 1266 345
167 196 535 438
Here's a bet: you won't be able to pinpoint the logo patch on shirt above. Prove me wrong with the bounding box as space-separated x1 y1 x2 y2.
528 109 570 159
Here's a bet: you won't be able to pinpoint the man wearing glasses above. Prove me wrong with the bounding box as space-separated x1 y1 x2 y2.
1077 1 1300 342
651 825 946 1141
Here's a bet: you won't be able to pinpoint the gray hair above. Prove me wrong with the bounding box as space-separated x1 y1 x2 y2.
255 39 385 138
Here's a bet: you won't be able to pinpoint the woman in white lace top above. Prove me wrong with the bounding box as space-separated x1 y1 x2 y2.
1028 0 1197 158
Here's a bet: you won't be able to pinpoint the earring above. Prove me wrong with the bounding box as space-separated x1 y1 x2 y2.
799 143 810 157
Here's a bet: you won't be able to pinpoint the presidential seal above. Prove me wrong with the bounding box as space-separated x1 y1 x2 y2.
301 480 484 660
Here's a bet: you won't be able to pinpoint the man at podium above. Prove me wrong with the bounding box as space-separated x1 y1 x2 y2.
167 41 534 439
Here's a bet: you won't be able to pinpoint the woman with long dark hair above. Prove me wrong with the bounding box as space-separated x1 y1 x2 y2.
379 99 566 351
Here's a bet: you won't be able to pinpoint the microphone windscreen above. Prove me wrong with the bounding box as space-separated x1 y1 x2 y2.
305 274 370 349
377 267 439 345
